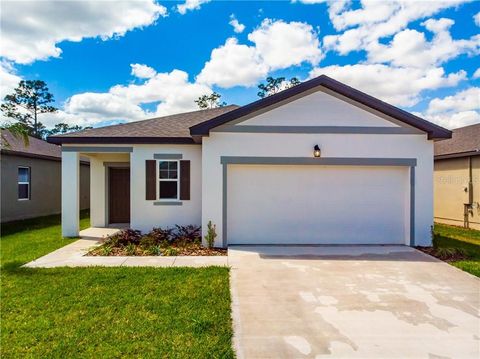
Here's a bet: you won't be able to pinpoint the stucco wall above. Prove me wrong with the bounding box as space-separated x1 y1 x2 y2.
77 145 202 233
434 156 480 230
1 154 89 222
130 145 202 233
202 132 433 247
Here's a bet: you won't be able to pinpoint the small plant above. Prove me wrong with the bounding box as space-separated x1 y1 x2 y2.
205 221 217 248
148 245 162 256
140 235 158 248
125 243 136 256
434 247 469 261
101 245 113 256
431 225 442 249
163 247 178 256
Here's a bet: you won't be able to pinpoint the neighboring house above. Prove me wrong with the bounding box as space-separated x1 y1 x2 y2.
434 124 480 230
49 75 451 247
1 130 90 223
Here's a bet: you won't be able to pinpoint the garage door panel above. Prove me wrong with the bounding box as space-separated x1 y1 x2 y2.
227 165 408 245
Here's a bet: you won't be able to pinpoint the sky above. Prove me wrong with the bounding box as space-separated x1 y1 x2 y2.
0 0 479 130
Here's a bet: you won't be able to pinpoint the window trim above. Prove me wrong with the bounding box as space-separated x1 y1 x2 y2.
18 166 30 201
157 160 180 201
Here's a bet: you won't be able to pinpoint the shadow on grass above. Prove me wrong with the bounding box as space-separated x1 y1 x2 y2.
1 209 89 236
435 235 480 259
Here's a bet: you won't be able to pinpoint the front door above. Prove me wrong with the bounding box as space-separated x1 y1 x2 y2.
109 168 130 223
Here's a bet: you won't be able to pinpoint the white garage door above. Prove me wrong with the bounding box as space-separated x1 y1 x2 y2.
227 165 409 245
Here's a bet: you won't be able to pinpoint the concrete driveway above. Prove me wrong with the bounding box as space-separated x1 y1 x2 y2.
228 245 480 359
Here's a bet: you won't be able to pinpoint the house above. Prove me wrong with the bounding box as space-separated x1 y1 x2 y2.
434 123 480 230
1 130 90 223
48 75 451 247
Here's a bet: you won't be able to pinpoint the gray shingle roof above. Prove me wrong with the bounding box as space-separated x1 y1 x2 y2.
1 129 61 159
434 123 480 158
48 105 239 144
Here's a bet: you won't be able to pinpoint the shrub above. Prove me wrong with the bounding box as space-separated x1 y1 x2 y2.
147 227 174 243
173 225 201 243
205 221 217 248
105 229 142 246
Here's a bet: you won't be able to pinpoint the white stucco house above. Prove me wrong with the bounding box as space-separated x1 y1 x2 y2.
48 75 451 247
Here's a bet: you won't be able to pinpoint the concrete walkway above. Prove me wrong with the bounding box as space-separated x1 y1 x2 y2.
24 238 228 268
229 245 480 359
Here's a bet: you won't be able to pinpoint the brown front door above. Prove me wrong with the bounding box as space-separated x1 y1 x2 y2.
109 168 130 223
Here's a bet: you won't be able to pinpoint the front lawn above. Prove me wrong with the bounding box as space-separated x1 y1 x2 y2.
431 223 480 277
1 212 234 358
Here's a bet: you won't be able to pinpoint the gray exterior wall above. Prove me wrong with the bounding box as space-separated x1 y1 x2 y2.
1 154 90 222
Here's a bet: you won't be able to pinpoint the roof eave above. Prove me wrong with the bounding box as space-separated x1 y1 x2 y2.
47 136 197 145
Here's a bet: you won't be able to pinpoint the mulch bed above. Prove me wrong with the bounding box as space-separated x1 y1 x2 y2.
416 246 469 262
88 243 227 257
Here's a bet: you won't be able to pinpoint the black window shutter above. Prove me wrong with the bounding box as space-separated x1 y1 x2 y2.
180 160 190 200
145 160 156 200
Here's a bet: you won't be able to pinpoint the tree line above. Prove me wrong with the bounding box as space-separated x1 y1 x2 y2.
1 76 300 143
1 80 91 141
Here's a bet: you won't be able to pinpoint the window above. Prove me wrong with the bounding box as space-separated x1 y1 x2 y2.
158 161 178 200
18 167 30 200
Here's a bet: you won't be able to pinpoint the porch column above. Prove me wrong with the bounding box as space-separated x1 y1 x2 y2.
62 151 80 237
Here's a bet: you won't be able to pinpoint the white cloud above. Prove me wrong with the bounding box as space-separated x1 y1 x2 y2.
322 1 468 55
131 64 157 79
229 14 246 33
427 87 480 114
473 68 480 79
177 0 211 15
197 19 322 87
366 18 480 68
40 67 213 128
0 62 21 99
422 87 480 129
310 64 466 107
474 12 480 26
196 38 268 88
248 19 323 70
1 0 166 64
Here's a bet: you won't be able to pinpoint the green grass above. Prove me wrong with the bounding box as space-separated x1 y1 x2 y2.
1 212 234 358
433 223 480 277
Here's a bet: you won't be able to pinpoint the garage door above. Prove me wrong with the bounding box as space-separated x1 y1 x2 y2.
227 165 409 245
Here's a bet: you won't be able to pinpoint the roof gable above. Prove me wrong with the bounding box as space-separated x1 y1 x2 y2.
190 75 451 140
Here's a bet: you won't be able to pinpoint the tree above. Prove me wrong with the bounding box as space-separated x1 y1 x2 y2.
195 92 227 109
257 76 301 98
1 80 57 138
47 123 91 137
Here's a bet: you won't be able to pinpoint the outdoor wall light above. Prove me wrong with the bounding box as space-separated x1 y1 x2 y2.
313 145 321 158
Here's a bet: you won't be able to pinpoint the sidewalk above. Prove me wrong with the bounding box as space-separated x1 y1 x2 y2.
24 238 229 268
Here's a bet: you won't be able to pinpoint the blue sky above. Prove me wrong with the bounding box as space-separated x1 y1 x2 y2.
1 0 479 129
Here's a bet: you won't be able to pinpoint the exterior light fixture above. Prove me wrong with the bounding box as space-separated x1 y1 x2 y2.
313 145 321 158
